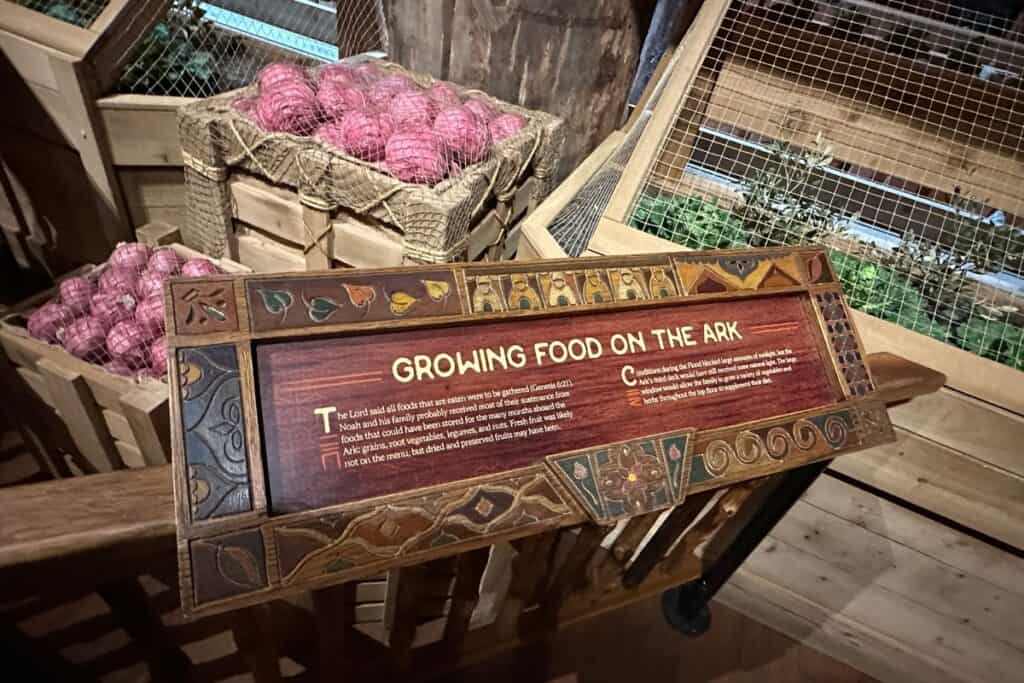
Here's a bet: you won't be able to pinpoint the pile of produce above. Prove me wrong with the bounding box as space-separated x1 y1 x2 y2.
23 242 224 381
234 62 528 186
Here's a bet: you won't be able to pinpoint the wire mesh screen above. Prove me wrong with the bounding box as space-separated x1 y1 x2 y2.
117 1 387 98
11 0 109 27
547 48 683 257
628 0 1024 370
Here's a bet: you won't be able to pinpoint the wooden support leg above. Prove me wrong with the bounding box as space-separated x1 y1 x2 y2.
97 578 195 682
495 531 559 640
389 563 431 671
312 582 355 682
441 547 490 659
622 491 716 589
232 603 282 682
662 461 830 636
301 202 334 271
537 525 605 626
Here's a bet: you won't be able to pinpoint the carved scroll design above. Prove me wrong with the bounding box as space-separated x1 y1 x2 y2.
814 290 874 397
695 410 854 479
270 469 574 586
547 433 693 522
170 281 239 335
178 345 251 521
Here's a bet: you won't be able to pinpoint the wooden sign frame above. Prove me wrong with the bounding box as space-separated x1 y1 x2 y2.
165 247 894 617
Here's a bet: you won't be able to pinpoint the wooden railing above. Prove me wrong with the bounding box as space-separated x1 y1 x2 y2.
0 352 943 681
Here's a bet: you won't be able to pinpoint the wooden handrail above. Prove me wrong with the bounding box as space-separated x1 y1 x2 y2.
0 352 944 574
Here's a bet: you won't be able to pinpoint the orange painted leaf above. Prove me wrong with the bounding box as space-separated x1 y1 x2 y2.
343 283 377 309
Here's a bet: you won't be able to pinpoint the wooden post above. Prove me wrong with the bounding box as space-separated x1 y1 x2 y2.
386 0 646 175
312 582 355 682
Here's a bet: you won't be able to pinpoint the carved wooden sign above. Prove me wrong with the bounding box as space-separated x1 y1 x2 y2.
165 247 894 616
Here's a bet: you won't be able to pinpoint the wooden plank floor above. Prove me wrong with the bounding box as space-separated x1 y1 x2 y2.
445 596 876 683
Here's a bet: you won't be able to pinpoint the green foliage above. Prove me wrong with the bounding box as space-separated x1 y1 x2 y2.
631 189 1023 370
117 0 234 97
736 133 856 248
631 195 746 250
17 0 95 27
881 192 1023 341
827 250 948 341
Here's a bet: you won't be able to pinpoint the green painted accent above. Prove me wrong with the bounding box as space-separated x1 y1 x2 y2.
306 296 341 323
661 435 689 500
554 454 604 518
256 288 294 320
325 557 353 574
688 455 716 485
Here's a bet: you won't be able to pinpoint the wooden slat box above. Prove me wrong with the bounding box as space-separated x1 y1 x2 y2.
178 62 564 268
517 130 1024 683
0 229 248 474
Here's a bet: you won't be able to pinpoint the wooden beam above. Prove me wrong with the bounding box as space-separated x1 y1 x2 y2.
604 0 732 224
725 12 1024 160
0 3 94 59
0 352 939 573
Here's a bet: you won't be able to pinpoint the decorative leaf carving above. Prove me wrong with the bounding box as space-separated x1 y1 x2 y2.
256 288 294 321
205 305 227 321
388 291 419 316
216 544 263 589
342 283 376 311
421 279 451 303
304 295 341 323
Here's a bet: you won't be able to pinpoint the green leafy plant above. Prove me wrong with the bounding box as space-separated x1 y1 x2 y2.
736 133 855 248
117 0 236 97
631 194 746 250
881 191 1023 341
17 0 96 27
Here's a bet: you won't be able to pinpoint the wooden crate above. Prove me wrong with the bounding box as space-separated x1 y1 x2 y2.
177 62 564 266
0 228 248 474
518 132 1024 683
229 173 538 273
0 1 172 273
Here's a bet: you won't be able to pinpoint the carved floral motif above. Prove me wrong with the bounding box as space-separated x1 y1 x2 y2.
178 345 251 521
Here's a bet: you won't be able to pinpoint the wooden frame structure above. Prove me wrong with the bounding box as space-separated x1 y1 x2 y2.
0 349 940 682
0 0 170 271
163 247 897 616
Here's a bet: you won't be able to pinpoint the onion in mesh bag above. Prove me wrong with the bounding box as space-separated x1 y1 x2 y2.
317 79 368 119
256 82 319 135
433 106 492 165
64 316 107 359
388 91 439 129
385 130 447 185
258 63 307 92
489 113 527 143
27 303 75 343
59 276 96 316
334 109 394 161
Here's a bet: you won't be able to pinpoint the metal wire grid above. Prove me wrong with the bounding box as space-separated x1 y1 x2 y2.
118 1 387 97
549 114 651 257
12 0 109 27
547 45 683 257
627 0 1024 370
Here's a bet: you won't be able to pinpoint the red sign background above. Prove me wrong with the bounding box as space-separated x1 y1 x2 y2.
257 295 838 513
